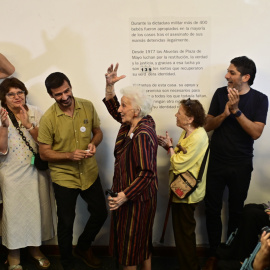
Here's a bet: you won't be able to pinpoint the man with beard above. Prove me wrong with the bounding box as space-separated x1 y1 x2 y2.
203 56 268 270
38 72 107 270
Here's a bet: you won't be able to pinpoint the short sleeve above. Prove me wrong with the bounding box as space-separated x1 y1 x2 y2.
208 89 221 117
254 94 268 124
38 114 54 145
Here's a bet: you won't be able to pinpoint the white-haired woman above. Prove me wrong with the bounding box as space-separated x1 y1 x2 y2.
103 64 158 270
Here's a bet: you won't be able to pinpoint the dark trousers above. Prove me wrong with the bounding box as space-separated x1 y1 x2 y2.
219 204 270 261
205 157 253 255
172 202 200 270
53 176 108 270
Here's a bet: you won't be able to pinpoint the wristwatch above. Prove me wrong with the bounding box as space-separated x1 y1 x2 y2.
26 123 36 131
233 110 242 117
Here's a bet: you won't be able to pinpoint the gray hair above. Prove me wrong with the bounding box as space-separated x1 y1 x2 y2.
120 86 153 117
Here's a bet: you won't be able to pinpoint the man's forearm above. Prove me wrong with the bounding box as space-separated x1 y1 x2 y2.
90 128 103 147
39 147 72 162
233 112 265 140
253 248 270 270
91 133 103 147
204 113 228 132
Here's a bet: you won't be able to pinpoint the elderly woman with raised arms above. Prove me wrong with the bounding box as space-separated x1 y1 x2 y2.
158 98 209 270
103 63 158 270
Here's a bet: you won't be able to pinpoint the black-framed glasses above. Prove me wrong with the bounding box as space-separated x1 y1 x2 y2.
6 90 25 99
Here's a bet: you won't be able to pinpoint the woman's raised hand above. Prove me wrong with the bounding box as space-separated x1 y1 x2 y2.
0 108 9 127
19 105 31 129
105 63 126 86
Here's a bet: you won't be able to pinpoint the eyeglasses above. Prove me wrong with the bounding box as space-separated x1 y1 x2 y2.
6 90 25 98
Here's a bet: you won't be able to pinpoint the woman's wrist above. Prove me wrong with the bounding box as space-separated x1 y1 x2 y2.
167 145 174 154
106 85 115 95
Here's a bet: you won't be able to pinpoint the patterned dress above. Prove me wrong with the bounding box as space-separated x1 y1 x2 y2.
103 96 158 266
0 105 57 249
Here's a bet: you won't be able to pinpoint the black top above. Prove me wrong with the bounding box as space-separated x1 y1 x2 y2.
208 86 268 163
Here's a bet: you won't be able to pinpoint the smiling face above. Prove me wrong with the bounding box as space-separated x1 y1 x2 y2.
225 63 250 91
5 87 26 110
50 80 74 110
118 96 138 124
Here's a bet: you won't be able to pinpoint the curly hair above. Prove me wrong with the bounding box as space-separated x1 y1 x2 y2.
120 86 153 117
180 99 206 128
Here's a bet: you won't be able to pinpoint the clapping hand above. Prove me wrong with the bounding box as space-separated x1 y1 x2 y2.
227 88 240 114
0 108 9 127
19 105 32 129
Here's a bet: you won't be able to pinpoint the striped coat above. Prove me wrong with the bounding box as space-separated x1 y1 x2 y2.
103 96 158 266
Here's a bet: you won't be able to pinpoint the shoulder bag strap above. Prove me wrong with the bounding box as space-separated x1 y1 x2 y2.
197 142 210 182
6 107 37 156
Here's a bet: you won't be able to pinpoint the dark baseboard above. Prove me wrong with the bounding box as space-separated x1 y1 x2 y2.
1 244 210 258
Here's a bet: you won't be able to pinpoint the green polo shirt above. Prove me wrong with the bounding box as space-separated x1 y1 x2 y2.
38 97 100 190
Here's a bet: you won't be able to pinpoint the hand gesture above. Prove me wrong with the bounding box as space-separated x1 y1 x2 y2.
108 191 128 210
227 88 240 114
86 143 96 157
158 131 173 150
19 105 31 129
70 149 92 161
223 102 231 117
0 108 9 127
105 63 126 86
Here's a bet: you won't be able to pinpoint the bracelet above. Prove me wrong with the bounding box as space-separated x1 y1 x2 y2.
26 123 35 131
167 145 173 154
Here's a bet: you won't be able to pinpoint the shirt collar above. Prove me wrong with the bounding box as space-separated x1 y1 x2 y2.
55 97 81 116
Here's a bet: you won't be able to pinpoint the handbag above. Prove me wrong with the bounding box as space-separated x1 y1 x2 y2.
34 152 49 171
170 145 210 200
160 144 210 243
6 107 49 171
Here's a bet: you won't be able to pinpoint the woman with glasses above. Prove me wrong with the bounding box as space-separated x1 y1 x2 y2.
0 77 56 270
158 99 209 270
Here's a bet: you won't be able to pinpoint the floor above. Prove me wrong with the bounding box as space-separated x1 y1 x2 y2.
0 250 207 270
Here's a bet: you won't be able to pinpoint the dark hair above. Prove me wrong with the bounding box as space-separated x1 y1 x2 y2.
0 77 28 107
180 98 206 128
45 72 72 95
230 56 256 86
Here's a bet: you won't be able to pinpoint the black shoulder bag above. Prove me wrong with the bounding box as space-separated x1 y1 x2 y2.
6 107 49 171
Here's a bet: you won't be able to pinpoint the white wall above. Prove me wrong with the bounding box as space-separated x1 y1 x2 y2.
1 0 270 247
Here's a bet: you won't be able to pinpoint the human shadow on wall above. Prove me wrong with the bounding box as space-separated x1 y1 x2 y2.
1 27 112 244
